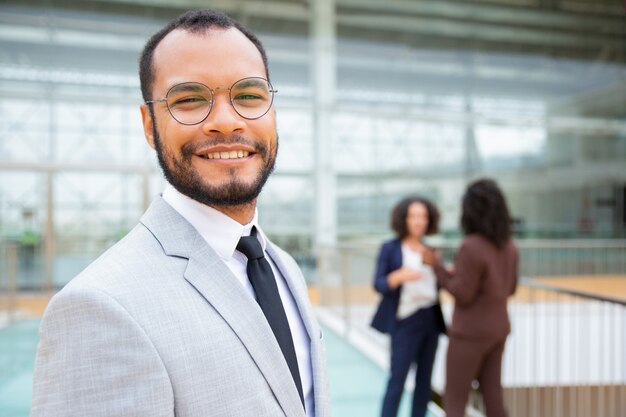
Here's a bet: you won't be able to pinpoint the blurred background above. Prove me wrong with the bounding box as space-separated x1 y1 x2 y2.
0 0 624 416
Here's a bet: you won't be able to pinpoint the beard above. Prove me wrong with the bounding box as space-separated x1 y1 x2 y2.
152 123 277 208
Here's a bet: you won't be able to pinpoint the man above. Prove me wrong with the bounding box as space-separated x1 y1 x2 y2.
31 9 330 417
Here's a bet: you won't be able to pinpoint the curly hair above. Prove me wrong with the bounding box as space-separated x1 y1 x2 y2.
139 9 269 102
390 196 440 239
461 179 512 248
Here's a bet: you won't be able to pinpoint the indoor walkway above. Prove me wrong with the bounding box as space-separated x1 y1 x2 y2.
0 319 37 417
0 318 433 417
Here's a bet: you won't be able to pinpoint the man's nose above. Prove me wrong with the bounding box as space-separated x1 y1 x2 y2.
201 94 246 135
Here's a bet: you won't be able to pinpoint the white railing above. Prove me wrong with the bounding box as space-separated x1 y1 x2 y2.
437 239 626 277
316 240 626 417
500 278 625 417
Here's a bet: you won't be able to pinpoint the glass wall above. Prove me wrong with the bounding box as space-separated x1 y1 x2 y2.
1 1 624 289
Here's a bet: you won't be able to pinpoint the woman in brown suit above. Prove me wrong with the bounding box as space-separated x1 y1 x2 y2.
425 179 518 417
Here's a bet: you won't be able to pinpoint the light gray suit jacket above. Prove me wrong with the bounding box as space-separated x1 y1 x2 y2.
31 197 331 417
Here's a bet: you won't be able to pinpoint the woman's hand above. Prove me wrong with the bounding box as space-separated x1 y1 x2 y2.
421 248 440 266
387 267 422 289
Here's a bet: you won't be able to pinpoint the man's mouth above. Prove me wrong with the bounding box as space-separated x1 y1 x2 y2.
202 150 251 160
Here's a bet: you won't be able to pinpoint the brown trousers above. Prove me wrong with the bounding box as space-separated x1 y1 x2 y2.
444 335 508 417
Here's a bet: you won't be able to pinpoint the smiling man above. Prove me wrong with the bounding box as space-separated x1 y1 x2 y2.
31 10 330 417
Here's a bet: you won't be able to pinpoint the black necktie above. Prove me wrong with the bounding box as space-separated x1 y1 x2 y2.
237 229 305 407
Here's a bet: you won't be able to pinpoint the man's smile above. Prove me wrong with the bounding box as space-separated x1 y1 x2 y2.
202 150 251 159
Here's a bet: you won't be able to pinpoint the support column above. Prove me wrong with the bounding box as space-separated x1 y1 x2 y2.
44 87 56 293
311 0 337 250
464 100 481 181
44 171 54 293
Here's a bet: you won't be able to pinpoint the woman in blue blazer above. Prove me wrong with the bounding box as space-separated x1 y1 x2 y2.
371 196 446 417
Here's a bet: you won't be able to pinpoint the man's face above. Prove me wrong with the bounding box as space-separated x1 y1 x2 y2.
140 28 278 208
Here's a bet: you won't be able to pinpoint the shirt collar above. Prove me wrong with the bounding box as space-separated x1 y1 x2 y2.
162 183 268 260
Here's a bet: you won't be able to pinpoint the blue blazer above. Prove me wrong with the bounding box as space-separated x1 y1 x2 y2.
370 239 446 335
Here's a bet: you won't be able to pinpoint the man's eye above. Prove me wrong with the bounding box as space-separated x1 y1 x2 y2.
177 96 206 103
170 96 208 107
234 93 262 101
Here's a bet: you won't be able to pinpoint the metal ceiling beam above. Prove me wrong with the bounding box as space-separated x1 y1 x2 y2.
2 0 623 59
337 13 621 50
338 0 625 35
0 161 152 173
85 0 310 20
333 159 626 184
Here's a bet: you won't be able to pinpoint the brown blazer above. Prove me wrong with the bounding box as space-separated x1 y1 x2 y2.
434 234 518 340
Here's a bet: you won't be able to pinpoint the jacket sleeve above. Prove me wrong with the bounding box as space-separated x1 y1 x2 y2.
31 286 174 417
434 240 485 307
372 242 398 295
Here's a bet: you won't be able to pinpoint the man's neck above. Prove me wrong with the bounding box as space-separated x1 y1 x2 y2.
211 201 257 225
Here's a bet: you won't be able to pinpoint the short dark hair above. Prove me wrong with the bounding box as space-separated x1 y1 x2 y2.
461 178 512 248
390 196 440 239
139 9 270 102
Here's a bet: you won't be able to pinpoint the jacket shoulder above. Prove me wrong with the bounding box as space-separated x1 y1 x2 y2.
380 238 401 252
62 223 168 292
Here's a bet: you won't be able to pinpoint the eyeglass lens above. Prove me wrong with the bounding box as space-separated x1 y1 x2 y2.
165 77 273 124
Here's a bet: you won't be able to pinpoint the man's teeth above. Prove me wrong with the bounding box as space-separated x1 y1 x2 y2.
205 150 249 159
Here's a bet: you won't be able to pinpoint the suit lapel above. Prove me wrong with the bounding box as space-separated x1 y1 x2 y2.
141 198 305 417
267 244 331 416
266 244 317 344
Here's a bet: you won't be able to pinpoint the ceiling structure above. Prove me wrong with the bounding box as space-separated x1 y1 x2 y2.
3 0 624 62
0 0 624 244
1 0 624 106
1 0 624 189
1 0 624 180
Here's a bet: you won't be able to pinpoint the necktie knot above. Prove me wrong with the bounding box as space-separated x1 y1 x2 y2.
237 235 265 260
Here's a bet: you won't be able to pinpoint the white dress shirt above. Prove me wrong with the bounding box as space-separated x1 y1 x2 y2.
397 244 437 319
162 184 314 416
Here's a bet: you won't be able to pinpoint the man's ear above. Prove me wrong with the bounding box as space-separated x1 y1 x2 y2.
140 104 156 149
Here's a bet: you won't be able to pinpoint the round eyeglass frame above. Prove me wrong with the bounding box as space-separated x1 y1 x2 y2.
145 77 277 125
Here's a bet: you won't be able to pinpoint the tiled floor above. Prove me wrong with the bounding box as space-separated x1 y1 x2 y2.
0 319 38 417
323 323 418 417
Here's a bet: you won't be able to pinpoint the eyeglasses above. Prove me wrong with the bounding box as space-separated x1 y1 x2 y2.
146 77 277 125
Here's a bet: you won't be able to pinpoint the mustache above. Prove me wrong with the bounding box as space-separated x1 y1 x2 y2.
182 135 265 154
